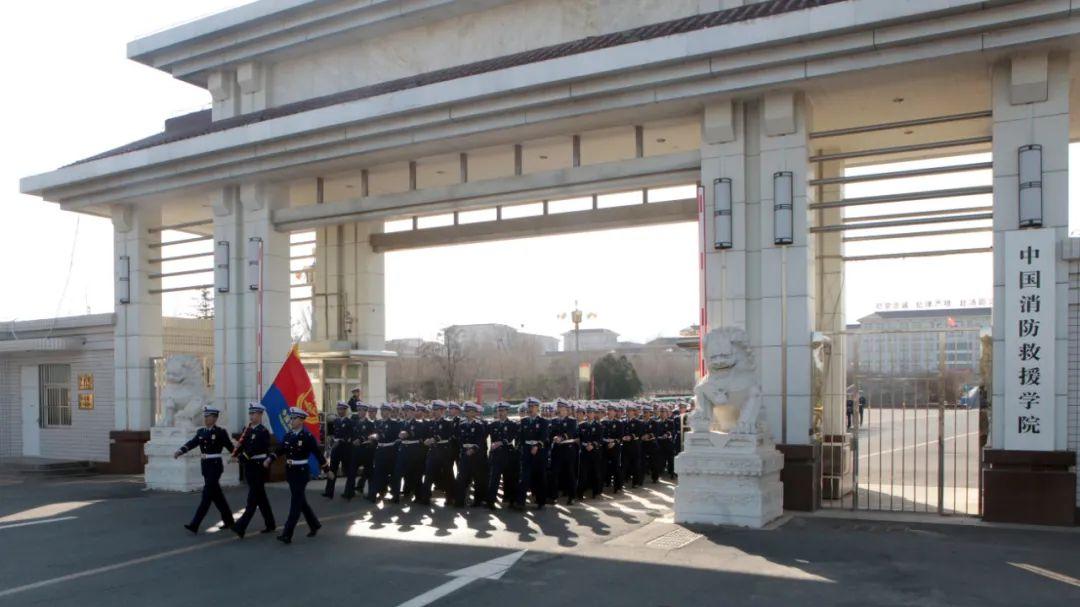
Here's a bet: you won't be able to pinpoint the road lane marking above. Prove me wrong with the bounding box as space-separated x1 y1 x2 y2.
0 516 77 531
0 507 390 599
1008 562 1080 588
395 550 527 607
858 431 978 460
0 537 235 599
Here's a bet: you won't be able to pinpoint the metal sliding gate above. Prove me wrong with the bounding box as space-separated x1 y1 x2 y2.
821 328 985 516
809 110 994 517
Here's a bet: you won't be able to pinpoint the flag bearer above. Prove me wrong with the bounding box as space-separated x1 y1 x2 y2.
175 406 235 534
265 407 329 545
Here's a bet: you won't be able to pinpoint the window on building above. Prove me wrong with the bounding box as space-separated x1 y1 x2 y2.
39 364 71 427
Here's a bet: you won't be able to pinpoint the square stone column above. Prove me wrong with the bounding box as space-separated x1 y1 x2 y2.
212 183 292 431
313 221 387 403
984 52 1076 525
112 204 163 432
753 92 815 447
700 94 818 511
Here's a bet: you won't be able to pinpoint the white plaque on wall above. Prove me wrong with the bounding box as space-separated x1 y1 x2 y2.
1003 228 1055 451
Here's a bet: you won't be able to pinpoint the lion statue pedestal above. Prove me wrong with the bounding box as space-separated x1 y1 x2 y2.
144 355 239 492
674 327 784 528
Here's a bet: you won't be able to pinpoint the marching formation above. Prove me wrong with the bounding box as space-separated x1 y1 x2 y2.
174 389 690 546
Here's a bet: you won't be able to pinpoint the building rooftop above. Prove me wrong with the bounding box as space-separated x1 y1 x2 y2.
858 307 992 323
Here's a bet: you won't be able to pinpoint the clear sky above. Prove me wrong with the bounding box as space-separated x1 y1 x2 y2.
2 1 1075 346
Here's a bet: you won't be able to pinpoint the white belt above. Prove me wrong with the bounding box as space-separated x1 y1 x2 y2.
401 440 420 445
201 454 222 460
378 442 397 448
286 459 309 466
462 443 479 450
436 440 452 444
249 454 267 460
524 440 541 446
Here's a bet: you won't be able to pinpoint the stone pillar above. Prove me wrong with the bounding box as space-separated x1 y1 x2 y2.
313 224 344 342
346 222 388 404
813 149 850 500
753 91 815 447
984 52 1076 525
212 183 292 432
111 204 162 472
700 94 817 510
701 99 748 333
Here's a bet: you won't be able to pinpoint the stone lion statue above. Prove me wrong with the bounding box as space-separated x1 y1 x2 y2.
160 355 211 430
687 327 764 435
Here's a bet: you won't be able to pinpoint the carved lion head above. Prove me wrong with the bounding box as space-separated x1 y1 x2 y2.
704 327 754 375
164 355 203 386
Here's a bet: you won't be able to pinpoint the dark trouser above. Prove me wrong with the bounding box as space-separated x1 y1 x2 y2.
623 439 643 487
551 443 579 501
487 445 516 505
189 459 234 529
455 448 488 506
659 438 676 478
518 446 547 507
324 442 355 498
418 443 453 503
391 443 424 499
351 443 374 494
282 464 318 540
642 439 661 483
578 444 603 498
367 444 397 500
234 460 275 533
603 441 623 492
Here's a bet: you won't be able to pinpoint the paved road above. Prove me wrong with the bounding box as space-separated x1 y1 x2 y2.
1 473 1078 606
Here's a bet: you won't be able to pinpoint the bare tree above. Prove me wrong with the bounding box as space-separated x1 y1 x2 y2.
420 326 471 399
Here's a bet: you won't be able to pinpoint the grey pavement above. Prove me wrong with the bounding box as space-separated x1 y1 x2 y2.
0 473 1078 606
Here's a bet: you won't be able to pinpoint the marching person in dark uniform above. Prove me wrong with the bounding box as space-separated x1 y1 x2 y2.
623 403 646 488
673 401 688 455
657 404 678 479
366 403 402 503
446 401 463 492
391 402 428 503
454 402 489 507
231 402 276 539
641 404 662 484
601 403 625 493
577 404 604 499
175 406 235 534
516 397 549 510
264 407 329 545
323 401 358 500
417 400 454 505
549 399 579 505
352 402 377 496
485 401 518 509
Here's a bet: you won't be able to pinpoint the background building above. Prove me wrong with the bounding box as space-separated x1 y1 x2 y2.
850 307 991 375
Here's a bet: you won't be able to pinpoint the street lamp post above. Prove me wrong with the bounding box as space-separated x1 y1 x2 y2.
559 301 595 399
